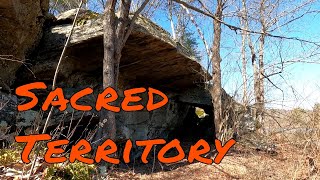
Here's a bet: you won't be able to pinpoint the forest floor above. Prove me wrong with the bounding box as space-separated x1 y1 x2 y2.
107 108 320 180
1 108 319 179
107 142 319 180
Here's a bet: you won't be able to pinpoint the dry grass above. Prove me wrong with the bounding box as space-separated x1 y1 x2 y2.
105 142 318 180
0 107 319 179
105 107 320 180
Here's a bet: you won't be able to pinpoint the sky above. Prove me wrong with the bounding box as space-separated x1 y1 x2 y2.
84 0 320 110
255 8 320 110
150 0 320 110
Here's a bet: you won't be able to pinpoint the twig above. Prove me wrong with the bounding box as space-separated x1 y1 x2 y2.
123 0 150 43
0 56 36 78
172 0 320 47
152 145 157 173
27 2 84 179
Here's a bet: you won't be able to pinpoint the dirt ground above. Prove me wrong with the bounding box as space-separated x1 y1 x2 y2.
1 141 318 179
1 109 319 179
107 142 319 180
105 109 320 180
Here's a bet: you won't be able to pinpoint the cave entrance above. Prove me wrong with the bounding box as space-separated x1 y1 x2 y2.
169 104 215 146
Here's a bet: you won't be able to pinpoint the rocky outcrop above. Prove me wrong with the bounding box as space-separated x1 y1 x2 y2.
0 5 261 155
0 0 49 86
18 10 208 90
9 10 213 142
0 7 253 145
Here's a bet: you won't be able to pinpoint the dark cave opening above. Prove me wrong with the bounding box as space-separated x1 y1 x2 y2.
168 104 215 145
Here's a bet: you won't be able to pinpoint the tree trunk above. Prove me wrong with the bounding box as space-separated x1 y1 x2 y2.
95 0 117 144
240 18 248 106
169 0 176 40
212 0 223 138
241 0 258 111
242 0 264 129
257 0 266 131
95 0 149 144
257 34 266 132
253 54 260 112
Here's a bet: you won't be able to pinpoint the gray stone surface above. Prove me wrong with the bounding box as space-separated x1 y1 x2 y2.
21 10 209 90
178 87 212 106
116 93 190 141
9 9 214 141
1 8 255 143
0 92 17 144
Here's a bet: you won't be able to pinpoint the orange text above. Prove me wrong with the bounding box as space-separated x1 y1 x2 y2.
15 134 236 165
15 82 168 112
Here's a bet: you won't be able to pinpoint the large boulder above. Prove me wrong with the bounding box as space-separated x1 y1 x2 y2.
18 10 208 90
13 10 212 142
0 0 49 86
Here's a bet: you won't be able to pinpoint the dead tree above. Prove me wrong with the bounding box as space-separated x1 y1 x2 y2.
168 0 177 40
240 0 317 132
240 0 262 127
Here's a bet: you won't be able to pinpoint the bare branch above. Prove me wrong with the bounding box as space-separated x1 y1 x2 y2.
172 0 320 47
0 56 36 79
180 4 211 58
27 1 84 179
123 0 150 43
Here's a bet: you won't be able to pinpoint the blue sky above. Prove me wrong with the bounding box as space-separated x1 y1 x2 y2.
86 0 320 110
259 8 320 110
150 1 320 110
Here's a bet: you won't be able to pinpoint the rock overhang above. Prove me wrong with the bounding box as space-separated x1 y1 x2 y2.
28 12 210 91
9 11 217 142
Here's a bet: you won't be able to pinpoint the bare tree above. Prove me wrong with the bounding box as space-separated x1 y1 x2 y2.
211 0 225 138
95 0 149 144
239 0 318 132
171 0 226 137
256 0 267 130
240 0 262 127
239 7 248 107
168 0 177 40
180 4 211 59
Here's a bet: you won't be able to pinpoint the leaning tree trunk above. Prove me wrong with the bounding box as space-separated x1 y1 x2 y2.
212 0 223 138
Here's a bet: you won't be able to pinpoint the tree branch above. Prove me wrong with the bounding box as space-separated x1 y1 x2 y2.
27 1 84 179
172 0 320 47
123 0 150 44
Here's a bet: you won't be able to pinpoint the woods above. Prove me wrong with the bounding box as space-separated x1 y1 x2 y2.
40 0 320 142
0 0 320 179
